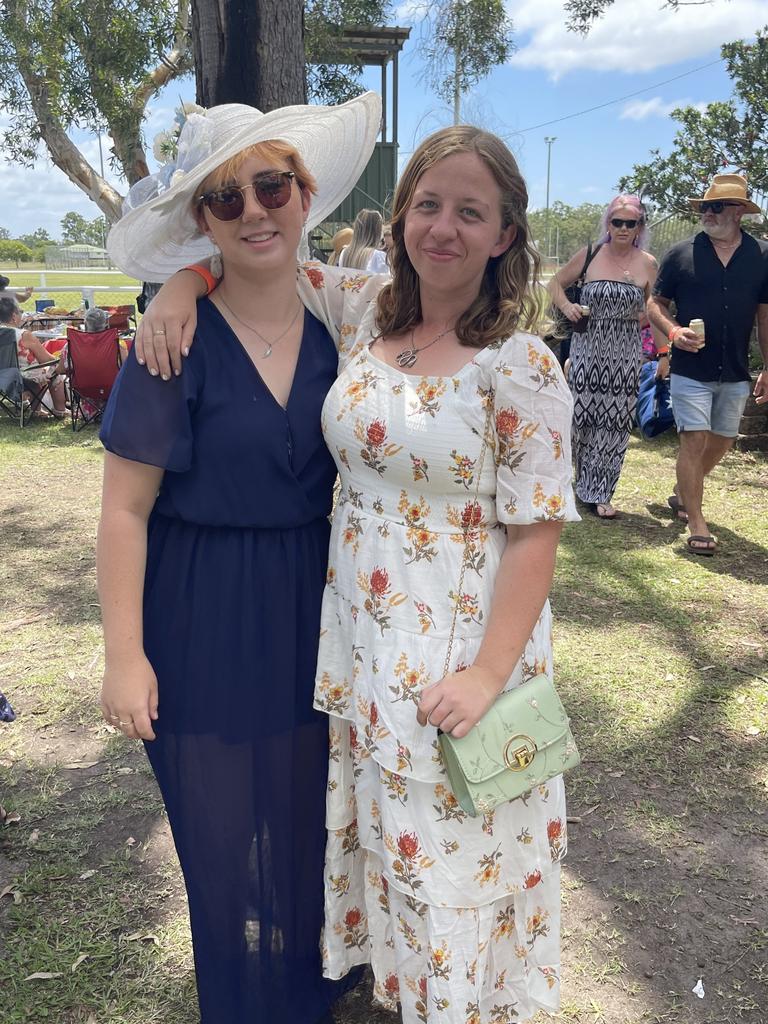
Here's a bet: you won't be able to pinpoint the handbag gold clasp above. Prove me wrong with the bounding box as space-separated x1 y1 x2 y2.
503 735 536 771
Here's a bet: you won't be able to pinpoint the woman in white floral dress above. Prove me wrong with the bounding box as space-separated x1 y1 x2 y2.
313 127 579 1024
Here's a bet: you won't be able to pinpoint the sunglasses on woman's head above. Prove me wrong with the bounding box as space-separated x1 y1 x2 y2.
197 171 296 221
699 200 739 214
610 218 639 229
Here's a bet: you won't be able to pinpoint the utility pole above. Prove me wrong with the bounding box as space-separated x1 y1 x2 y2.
544 136 556 259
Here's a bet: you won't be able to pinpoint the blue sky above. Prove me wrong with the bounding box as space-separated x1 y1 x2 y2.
1 0 765 241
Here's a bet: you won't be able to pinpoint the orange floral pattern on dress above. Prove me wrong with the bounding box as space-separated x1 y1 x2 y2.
311 317 578 1021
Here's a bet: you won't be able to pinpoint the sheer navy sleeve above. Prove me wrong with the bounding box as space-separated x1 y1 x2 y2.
100 344 199 472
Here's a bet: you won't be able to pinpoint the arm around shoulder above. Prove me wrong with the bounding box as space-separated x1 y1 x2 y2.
134 267 209 378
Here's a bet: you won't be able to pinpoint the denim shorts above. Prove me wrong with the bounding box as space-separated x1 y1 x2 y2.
670 374 750 437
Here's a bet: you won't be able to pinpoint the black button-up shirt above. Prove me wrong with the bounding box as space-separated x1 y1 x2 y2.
654 230 768 382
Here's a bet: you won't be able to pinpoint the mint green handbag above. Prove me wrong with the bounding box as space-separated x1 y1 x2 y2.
437 406 580 818
438 674 580 817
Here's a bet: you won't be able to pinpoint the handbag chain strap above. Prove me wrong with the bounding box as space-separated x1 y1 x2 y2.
442 401 494 679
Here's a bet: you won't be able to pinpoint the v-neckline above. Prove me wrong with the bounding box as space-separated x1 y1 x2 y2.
207 298 306 413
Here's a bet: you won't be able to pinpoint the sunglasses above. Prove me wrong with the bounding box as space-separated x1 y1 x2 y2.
699 200 739 214
197 171 296 221
610 218 639 229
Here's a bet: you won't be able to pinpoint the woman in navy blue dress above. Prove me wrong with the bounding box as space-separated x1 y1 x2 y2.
97 96 380 1024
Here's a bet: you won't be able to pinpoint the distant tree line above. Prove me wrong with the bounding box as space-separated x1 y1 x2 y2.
0 213 110 265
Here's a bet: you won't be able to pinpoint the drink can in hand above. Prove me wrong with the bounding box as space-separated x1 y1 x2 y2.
689 318 705 347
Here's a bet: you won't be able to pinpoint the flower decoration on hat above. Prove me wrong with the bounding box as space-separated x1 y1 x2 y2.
122 103 210 215
152 103 207 165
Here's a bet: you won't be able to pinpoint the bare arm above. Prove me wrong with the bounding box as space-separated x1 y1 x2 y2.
646 293 701 353
641 255 669 378
20 330 56 365
97 453 164 740
417 522 563 738
754 303 768 404
547 246 589 324
134 267 210 379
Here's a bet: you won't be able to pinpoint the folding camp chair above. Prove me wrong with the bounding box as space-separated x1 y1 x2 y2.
66 327 122 432
0 326 58 427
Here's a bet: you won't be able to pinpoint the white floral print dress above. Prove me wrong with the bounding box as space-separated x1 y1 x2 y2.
312 295 580 1024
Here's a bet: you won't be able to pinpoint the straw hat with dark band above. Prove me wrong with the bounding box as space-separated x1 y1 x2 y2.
108 92 381 281
688 173 761 214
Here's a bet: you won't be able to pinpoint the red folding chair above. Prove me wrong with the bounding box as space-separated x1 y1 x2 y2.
66 327 122 432
103 305 136 332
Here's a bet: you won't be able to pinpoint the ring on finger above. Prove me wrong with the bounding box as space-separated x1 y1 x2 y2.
109 714 120 722
153 329 167 335
118 720 132 727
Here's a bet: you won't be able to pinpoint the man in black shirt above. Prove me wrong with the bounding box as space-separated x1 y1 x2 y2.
648 174 768 555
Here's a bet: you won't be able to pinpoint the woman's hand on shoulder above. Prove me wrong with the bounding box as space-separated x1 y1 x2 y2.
417 665 504 738
101 652 159 741
134 271 206 379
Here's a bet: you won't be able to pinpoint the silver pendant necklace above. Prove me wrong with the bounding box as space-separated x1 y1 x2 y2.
218 293 302 358
609 245 635 282
395 324 454 369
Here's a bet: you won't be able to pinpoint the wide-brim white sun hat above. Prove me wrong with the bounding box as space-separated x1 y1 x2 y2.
107 92 382 281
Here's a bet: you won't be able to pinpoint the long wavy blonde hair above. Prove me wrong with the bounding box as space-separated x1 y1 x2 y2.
376 126 541 347
342 208 383 270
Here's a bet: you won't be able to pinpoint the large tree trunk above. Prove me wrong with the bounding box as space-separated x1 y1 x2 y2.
192 0 305 109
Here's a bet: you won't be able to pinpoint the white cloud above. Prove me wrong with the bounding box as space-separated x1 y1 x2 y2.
620 96 709 120
508 0 767 78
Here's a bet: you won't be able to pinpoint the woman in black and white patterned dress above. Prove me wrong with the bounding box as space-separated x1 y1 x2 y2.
549 195 660 518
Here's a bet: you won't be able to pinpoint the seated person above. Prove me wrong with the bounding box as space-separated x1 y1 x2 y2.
83 306 110 333
0 274 33 304
0 296 66 417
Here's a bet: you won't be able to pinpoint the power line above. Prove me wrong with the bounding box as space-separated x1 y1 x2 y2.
516 57 726 134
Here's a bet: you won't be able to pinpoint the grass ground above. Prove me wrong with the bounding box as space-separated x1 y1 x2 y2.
0 420 766 1024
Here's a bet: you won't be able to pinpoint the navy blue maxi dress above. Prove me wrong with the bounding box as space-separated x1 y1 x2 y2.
100 298 353 1024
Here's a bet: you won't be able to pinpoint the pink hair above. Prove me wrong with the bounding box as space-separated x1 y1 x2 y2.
600 193 649 249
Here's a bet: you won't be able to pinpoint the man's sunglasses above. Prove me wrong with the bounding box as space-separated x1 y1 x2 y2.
699 200 739 214
610 218 639 229
197 171 296 221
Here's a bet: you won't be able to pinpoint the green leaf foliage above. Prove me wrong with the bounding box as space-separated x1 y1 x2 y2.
618 29 768 237
0 0 189 174
305 0 392 104
420 0 514 109
0 240 35 265
528 201 605 261
60 212 108 247
564 0 687 34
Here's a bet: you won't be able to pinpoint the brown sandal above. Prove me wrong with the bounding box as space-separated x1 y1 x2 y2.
686 535 717 556
667 494 688 522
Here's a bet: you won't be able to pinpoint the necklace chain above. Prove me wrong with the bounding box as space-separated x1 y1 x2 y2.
607 244 635 280
217 292 302 358
395 324 455 369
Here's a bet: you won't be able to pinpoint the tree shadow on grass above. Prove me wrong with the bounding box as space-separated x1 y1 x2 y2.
574 504 768 586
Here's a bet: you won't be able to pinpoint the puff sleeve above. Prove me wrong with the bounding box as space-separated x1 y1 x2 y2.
100 343 198 472
296 262 387 365
483 334 580 526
